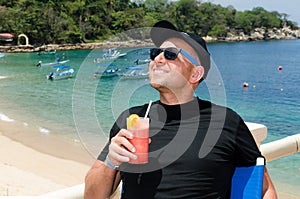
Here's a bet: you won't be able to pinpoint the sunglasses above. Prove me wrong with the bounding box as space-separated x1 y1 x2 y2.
150 47 200 66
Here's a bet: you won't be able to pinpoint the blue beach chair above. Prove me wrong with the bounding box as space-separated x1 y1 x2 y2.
230 157 265 199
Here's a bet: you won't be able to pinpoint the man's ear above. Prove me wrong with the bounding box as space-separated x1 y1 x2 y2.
190 66 204 84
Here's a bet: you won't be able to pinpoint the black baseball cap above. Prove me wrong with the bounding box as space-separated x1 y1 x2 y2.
150 20 210 79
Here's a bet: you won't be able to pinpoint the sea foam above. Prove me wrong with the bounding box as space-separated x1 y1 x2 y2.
39 127 50 134
0 113 14 122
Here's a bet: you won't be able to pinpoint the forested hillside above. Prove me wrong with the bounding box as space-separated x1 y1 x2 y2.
0 0 297 45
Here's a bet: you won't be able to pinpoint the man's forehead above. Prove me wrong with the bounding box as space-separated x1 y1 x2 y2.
160 40 176 48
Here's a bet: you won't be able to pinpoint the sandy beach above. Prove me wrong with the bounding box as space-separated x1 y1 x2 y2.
0 116 95 196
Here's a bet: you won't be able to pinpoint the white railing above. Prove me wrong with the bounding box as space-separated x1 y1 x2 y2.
260 134 300 162
31 123 300 198
36 184 84 199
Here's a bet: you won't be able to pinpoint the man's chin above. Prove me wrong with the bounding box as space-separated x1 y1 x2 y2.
150 81 163 89
150 81 171 93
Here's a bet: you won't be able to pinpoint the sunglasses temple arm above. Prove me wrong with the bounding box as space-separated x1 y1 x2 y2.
180 49 200 66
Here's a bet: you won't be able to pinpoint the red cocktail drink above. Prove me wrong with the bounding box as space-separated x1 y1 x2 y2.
127 118 149 164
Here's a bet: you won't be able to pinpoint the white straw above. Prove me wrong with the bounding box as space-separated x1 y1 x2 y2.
144 100 153 118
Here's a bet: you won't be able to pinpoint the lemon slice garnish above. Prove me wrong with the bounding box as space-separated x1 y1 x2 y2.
127 114 140 129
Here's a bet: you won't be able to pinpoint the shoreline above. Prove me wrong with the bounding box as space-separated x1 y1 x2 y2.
2 37 300 54
1 37 299 54
0 25 299 53
0 116 95 166
0 112 95 196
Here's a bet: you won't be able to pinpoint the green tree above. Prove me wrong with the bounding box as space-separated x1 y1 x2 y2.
111 8 145 32
235 11 253 34
208 24 227 37
0 0 297 45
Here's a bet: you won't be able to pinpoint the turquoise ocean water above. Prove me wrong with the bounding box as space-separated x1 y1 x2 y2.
0 40 299 195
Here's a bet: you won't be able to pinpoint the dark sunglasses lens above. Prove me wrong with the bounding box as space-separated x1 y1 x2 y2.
150 48 163 60
164 49 178 60
150 48 179 60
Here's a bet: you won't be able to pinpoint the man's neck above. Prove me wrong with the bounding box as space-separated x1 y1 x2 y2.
159 92 195 105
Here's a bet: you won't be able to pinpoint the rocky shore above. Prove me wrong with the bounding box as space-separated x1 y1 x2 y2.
0 40 153 53
0 26 299 53
203 26 300 42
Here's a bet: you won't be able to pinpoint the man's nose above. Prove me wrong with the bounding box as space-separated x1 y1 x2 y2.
154 52 166 63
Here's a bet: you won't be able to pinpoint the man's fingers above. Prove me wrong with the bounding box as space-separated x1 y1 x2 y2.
108 129 138 165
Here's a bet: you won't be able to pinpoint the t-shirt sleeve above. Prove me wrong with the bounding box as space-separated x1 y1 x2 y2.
234 117 263 166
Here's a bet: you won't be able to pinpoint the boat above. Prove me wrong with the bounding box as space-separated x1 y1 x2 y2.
94 68 121 78
121 71 148 79
133 58 151 65
37 59 70 67
123 47 151 63
102 48 126 60
121 70 149 79
37 49 56 55
95 63 116 68
47 65 75 80
125 66 145 70
121 64 149 79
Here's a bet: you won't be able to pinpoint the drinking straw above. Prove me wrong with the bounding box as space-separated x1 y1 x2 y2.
144 100 153 118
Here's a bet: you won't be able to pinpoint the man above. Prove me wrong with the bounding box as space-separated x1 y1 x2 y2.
84 20 277 199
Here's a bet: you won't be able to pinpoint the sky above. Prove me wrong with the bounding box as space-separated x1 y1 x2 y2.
202 0 300 25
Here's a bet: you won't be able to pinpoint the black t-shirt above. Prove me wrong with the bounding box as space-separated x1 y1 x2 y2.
98 97 262 199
